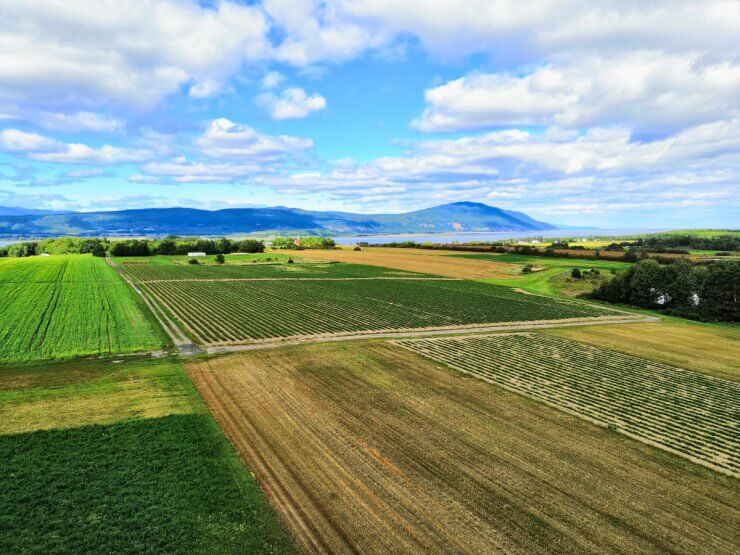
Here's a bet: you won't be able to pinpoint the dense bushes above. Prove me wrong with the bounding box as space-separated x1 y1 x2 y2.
111 237 265 256
0 236 267 257
642 233 739 252
588 259 738 322
271 236 335 249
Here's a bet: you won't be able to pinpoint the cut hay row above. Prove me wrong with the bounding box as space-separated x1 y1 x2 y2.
136 276 614 346
394 333 740 477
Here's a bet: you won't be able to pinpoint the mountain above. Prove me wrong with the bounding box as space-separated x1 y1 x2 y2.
0 202 556 238
0 206 58 216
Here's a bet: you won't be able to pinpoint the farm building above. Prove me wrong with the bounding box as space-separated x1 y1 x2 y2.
187 252 206 257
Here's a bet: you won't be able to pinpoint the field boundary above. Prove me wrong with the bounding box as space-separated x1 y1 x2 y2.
204 314 657 354
138 277 457 283
106 257 200 355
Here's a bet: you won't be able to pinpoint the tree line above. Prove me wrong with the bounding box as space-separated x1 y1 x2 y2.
0 236 265 257
588 259 738 322
271 236 336 249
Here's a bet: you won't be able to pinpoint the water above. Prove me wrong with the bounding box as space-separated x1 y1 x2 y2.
332 229 662 246
0 228 663 248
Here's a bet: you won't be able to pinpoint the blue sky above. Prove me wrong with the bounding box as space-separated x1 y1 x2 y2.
0 0 738 228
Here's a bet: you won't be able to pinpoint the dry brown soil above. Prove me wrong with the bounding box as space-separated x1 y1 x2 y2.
301 247 519 278
187 340 739 554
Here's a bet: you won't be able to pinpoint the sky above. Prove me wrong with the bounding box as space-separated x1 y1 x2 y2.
0 0 738 228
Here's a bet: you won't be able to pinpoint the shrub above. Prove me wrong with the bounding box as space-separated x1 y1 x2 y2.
353 246 362 251
214 254 225 264
521 264 532 274
287 258 294 264
571 268 582 279
188 258 199 265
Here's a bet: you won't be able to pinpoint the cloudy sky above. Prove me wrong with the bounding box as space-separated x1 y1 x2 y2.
1 0 738 227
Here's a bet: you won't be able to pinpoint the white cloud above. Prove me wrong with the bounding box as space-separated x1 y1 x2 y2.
188 79 223 99
414 53 740 134
0 129 61 152
1 128 152 164
0 0 270 108
255 88 326 120
261 71 285 89
0 110 124 132
197 118 314 159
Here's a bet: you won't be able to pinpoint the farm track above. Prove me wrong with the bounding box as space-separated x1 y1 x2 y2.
395 333 740 477
138 277 457 283
204 314 656 354
106 257 200 355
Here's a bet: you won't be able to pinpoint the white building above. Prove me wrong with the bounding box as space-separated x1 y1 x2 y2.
187 252 206 257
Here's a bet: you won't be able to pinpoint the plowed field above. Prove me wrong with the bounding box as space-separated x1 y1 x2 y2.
187 341 739 554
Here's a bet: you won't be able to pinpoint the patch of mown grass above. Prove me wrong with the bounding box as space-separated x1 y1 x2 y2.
0 358 204 435
0 413 294 554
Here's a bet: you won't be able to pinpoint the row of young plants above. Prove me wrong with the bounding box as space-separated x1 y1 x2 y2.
137 276 613 345
121 260 426 282
0 256 162 364
395 333 739 476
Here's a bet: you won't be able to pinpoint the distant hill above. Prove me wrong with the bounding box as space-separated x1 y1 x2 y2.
0 206 58 216
0 201 556 238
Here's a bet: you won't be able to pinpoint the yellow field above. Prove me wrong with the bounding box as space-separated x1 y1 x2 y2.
544 320 740 382
299 246 519 278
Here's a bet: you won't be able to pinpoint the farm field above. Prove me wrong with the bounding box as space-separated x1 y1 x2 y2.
0 255 164 364
120 260 621 345
187 340 740 554
544 320 740 382
454 253 634 295
0 357 293 553
119 257 433 281
395 333 740 476
298 246 520 278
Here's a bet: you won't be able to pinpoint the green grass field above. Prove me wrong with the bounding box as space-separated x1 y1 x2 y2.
0 357 294 553
0 255 164 364
449 253 630 296
120 260 617 345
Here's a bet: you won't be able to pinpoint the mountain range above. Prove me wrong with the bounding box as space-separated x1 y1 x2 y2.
0 202 556 238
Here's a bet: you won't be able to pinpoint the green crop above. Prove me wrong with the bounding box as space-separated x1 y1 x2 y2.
0 255 163 364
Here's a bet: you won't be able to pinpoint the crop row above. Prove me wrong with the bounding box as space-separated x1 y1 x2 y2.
139 278 614 345
394 333 740 477
0 256 162 363
122 260 425 282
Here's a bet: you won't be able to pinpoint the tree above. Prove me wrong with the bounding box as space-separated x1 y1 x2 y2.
215 253 225 264
699 261 739 321
571 268 582 279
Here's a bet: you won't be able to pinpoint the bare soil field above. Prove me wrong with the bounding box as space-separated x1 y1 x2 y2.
302 247 519 278
187 341 739 554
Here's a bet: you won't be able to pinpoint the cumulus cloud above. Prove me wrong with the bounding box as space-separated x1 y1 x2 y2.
255 88 327 120
0 0 270 108
261 71 285 89
413 53 740 134
0 129 61 152
0 128 152 164
197 118 314 159
0 110 124 132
